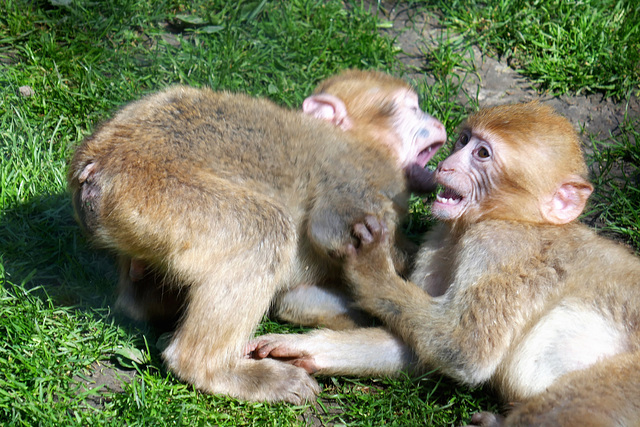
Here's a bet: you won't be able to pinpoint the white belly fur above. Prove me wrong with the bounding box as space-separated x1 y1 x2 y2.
503 304 627 398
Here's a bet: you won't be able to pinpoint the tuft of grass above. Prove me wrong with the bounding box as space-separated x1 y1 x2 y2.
0 274 130 426
418 0 640 99
587 117 640 248
308 373 500 426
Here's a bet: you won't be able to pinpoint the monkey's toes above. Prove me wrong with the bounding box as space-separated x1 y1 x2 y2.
271 363 321 404
250 335 319 374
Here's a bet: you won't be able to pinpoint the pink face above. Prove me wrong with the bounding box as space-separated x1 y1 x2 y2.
432 129 498 222
390 89 447 171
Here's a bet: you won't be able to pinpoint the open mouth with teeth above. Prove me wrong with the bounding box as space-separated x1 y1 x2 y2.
416 143 444 168
435 187 464 205
432 185 467 220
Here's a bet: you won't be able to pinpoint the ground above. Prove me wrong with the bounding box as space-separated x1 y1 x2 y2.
375 1 638 141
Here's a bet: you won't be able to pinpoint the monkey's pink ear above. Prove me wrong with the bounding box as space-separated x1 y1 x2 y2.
541 177 593 224
302 94 352 131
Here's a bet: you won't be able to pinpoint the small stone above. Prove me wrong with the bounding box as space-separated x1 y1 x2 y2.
18 86 35 97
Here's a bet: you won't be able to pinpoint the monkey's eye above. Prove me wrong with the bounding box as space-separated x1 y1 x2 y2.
475 146 491 159
457 133 469 147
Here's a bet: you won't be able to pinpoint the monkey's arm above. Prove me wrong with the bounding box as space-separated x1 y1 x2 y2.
343 217 499 385
250 327 418 377
346 254 440 366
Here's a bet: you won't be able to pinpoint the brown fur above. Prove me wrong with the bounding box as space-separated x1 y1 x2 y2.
68 70 446 402
252 102 640 423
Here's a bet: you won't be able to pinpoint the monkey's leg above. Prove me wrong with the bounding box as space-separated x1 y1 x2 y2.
115 255 183 329
94 171 320 403
251 327 418 377
272 284 373 330
162 259 320 403
499 351 640 427
157 192 320 403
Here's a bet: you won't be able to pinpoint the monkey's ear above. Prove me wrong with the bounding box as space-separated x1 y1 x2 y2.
540 177 593 224
302 94 352 131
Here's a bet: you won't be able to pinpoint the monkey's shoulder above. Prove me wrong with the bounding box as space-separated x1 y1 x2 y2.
457 220 541 257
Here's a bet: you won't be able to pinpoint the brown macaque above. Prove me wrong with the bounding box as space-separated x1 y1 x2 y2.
115 71 445 331
252 102 640 424
68 69 446 403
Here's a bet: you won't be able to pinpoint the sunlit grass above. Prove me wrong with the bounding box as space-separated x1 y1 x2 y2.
418 0 640 99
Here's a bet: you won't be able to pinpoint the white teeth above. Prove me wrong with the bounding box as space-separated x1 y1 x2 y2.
436 188 463 204
436 195 458 204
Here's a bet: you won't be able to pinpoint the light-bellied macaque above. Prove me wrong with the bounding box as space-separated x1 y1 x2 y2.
252 102 640 424
68 70 446 403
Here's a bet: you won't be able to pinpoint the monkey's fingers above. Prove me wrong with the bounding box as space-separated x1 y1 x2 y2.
351 215 388 250
253 340 305 360
250 336 319 374
353 222 374 246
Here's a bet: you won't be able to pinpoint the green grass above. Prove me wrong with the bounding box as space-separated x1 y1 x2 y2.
1 0 638 425
419 0 640 99
587 117 640 247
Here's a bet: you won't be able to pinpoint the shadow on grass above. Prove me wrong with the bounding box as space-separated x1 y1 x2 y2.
0 190 171 377
0 192 117 308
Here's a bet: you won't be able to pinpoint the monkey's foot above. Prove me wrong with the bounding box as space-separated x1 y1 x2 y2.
250 358 321 403
165 345 319 404
220 359 320 404
249 333 320 375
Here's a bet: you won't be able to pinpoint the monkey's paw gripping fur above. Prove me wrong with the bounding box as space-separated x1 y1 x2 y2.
347 215 389 257
345 215 395 291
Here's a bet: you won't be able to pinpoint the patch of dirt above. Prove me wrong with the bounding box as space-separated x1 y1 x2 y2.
372 1 639 142
72 361 133 410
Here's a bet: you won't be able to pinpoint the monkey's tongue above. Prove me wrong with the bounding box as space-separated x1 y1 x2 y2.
436 188 463 204
416 144 442 168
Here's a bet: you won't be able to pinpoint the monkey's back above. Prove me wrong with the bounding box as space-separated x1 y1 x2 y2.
72 86 399 202
68 85 403 261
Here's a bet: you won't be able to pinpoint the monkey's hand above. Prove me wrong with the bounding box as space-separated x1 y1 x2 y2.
308 202 383 260
344 215 397 298
405 163 437 194
249 334 320 375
